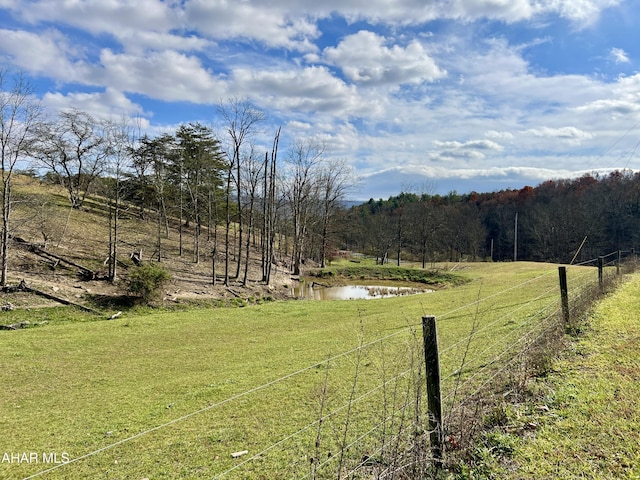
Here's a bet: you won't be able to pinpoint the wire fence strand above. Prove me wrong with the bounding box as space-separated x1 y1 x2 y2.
25 259 621 479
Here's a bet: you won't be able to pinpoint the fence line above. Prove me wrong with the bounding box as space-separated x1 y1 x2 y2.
442 296 559 386
444 308 560 411
440 283 559 356
25 319 420 478
448 319 562 415
437 268 557 322
25 258 625 479
216 367 415 478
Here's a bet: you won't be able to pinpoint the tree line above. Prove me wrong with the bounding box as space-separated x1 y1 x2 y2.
4 70 638 288
0 71 353 287
340 170 640 266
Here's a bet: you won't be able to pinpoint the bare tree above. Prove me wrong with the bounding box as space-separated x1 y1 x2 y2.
103 117 136 283
34 109 108 209
317 158 354 267
218 98 264 285
261 127 280 284
240 146 264 285
285 139 324 276
0 70 42 286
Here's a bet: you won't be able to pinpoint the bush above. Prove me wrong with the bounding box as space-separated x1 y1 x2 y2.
127 263 172 303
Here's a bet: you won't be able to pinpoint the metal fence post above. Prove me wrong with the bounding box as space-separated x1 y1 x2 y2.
422 315 443 465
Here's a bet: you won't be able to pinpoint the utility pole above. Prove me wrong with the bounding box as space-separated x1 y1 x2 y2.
514 212 518 262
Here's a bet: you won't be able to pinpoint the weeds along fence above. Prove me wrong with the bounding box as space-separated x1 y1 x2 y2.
25 255 635 480
426 250 634 473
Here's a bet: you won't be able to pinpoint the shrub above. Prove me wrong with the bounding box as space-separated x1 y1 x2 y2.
127 263 172 303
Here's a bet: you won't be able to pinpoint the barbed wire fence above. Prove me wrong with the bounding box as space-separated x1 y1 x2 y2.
24 253 635 479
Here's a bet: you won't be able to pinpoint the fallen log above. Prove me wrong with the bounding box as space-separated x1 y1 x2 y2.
225 287 242 298
15 239 96 279
16 280 102 314
0 321 49 330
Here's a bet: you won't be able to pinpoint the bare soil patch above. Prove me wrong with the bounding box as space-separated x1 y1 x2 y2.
5 176 297 312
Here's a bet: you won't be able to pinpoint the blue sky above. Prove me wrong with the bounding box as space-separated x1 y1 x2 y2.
1 0 639 200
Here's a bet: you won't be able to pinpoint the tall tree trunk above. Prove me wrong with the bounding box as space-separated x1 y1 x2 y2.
111 172 120 283
179 165 184 257
242 197 254 285
235 148 243 279
1 180 11 287
261 152 268 282
262 129 279 284
320 213 329 268
157 199 162 262
211 193 218 286
193 175 200 264
224 164 232 286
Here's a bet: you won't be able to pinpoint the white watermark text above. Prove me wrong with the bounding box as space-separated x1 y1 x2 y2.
1 452 70 465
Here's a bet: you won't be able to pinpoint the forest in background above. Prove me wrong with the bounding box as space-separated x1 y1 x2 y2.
339 170 640 266
4 70 640 289
1 71 356 289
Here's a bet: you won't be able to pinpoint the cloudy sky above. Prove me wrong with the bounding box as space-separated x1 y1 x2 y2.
1 0 639 200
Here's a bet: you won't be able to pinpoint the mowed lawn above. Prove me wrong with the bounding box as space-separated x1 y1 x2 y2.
0 262 580 479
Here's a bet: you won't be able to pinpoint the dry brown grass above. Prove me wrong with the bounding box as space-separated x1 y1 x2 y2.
6 174 293 311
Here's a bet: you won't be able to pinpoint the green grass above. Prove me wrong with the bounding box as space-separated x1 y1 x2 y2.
487 272 640 479
0 262 590 479
0 305 98 328
306 264 467 287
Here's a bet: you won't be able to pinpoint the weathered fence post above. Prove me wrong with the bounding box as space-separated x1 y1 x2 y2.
422 315 443 465
617 250 621 276
598 256 604 289
558 266 570 329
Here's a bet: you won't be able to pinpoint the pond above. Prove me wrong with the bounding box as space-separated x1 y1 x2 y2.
290 283 433 300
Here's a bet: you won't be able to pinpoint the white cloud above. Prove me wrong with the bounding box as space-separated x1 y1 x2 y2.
485 130 515 140
286 120 312 131
301 0 618 25
551 0 621 25
98 49 228 102
0 28 92 82
610 47 630 64
524 126 594 144
0 0 634 198
575 98 640 116
317 30 446 86
116 31 212 55
231 66 368 116
3 0 621 59
433 139 504 150
14 0 178 40
572 73 640 119
184 0 319 52
42 88 148 121
428 138 504 162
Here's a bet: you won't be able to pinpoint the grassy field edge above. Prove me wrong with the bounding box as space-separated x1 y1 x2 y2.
482 273 640 479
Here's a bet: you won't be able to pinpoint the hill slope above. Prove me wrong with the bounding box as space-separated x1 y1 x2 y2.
4 175 293 311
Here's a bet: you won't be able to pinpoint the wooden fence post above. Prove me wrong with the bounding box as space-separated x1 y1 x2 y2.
422 315 443 464
558 266 570 329
598 256 604 289
617 250 621 276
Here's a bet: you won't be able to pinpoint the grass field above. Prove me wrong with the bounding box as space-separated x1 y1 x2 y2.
0 261 595 479
491 272 640 479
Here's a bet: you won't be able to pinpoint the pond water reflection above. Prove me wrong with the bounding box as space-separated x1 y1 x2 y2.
290 283 433 300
